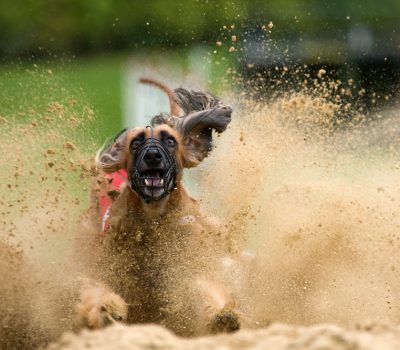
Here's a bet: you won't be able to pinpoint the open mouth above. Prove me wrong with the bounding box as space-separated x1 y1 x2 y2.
141 169 165 188
130 136 177 202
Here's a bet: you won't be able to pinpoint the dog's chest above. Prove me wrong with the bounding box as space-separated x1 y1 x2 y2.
105 214 197 278
101 215 201 321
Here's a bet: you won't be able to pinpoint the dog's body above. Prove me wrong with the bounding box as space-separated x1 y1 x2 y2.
73 82 240 335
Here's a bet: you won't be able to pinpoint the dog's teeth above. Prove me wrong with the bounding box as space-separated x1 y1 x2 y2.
145 179 151 186
160 179 164 185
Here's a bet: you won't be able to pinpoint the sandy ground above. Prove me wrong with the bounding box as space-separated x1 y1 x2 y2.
46 323 400 350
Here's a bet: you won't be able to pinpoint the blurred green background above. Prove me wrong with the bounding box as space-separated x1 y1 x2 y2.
1 0 399 57
1 0 400 141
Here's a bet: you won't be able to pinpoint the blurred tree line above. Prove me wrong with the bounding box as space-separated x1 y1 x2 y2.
0 0 399 58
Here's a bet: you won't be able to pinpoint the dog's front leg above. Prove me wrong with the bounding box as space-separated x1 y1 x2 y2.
74 279 128 330
195 278 240 334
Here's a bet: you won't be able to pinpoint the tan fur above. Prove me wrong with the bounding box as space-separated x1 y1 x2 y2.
73 84 238 335
75 281 128 330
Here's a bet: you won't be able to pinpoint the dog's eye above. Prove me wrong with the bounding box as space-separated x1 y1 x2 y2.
166 138 175 147
131 139 142 149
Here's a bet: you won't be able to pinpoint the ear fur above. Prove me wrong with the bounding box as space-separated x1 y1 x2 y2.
177 106 232 168
173 87 222 114
95 128 129 173
151 88 232 168
151 113 179 128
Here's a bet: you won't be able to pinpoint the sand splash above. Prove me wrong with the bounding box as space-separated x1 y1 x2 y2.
197 90 400 328
1 65 400 348
0 66 98 347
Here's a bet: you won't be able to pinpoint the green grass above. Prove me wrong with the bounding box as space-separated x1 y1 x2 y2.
58 54 127 141
0 53 131 143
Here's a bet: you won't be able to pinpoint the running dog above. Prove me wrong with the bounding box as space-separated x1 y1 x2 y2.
73 80 240 335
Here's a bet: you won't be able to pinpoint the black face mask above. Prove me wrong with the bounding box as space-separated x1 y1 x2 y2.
130 129 177 203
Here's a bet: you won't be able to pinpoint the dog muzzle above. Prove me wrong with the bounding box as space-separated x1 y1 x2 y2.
130 136 177 203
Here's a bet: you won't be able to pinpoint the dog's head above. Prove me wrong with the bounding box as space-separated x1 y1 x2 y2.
96 88 232 203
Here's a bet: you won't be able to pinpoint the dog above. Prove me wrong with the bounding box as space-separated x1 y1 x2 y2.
72 79 241 335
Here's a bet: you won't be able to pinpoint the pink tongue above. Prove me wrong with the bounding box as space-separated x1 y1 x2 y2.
152 178 161 186
145 170 162 187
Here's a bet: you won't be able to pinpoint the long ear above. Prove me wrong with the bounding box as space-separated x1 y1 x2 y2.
176 106 232 168
96 128 129 173
174 87 222 114
150 88 227 129
151 113 180 128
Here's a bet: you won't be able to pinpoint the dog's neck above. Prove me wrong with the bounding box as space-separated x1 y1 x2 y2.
132 184 188 218
139 195 170 217
116 182 194 221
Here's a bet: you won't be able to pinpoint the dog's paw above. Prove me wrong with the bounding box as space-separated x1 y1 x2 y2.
76 287 128 330
209 309 240 334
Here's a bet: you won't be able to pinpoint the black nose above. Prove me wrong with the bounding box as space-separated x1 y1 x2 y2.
144 148 162 165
